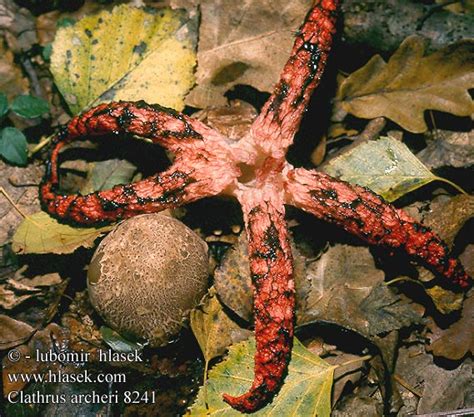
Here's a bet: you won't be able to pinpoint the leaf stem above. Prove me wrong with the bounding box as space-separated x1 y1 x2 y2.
435 176 467 195
385 277 425 287
29 134 53 156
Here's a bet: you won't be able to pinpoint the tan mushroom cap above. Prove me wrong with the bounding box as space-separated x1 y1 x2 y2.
88 214 209 347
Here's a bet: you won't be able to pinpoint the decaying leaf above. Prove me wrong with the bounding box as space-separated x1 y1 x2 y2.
187 337 334 417
190 287 252 363
427 292 474 360
184 0 311 108
0 315 34 350
322 136 442 202
80 159 137 195
0 43 29 100
300 245 423 337
360 284 423 335
12 211 113 255
335 37 474 133
421 194 474 248
395 345 472 415
417 130 474 170
50 4 197 114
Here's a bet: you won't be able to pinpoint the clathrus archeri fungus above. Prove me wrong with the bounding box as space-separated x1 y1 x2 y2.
40 0 471 412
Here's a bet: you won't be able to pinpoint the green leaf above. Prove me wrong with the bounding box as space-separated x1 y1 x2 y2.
0 127 28 166
42 44 52 62
10 95 49 119
80 159 137 195
0 92 8 118
322 136 439 202
50 4 197 114
12 211 113 255
100 326 144 353
187 338 334 417
335 37 474 133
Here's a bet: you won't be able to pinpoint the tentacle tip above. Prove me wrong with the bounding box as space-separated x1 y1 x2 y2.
222 392 260 414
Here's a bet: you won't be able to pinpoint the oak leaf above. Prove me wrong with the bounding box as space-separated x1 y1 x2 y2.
335 36 474 133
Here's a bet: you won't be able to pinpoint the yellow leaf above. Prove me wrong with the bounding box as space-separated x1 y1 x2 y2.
187 338 334 417
191 288 252 363
12 211 113 255
335 37 474 133
50 5 197 114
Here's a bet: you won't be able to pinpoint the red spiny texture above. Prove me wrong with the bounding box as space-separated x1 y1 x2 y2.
286 168 471 289
39 0 471 413
223 189 295 411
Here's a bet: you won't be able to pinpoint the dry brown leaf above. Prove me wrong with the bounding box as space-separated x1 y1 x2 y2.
184 0 312 108
335 36 474 133
0 315 34 350
427 292 474 360
0 44 29 100
193 100 257 140
418 130 474 169
326 353 366 404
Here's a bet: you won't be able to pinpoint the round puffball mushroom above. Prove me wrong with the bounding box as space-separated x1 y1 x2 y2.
87 214 209 347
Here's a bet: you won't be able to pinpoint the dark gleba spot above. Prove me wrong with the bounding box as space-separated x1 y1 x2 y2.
133 41 148 55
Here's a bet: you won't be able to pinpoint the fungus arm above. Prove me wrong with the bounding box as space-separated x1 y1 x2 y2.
40 101 238 225
250 0 339 152
223 192 295 412
286 168 472 290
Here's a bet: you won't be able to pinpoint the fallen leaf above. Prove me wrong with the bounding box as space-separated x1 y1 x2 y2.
12 211 113 255
0 162 42 250
360 284 423 335
300 245 423 337
0 286 35 309
421 194 474 248
50 4 197 114
322 136 444 202
2 323 67 395
0 315 34 350
193 100 257 140
335 37 474 133
326 353 367 404
417 130 474 169
187 337 334 417
184 0 312 108
80 159 137 195
427 292 474 360
0 44 29 100
190 287 252 362
395 345 472 414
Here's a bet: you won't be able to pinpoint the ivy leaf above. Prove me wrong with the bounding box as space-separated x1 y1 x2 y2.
10 95 50 119
0 93 8 118
0 127 28 166
335 37 474 133
187 338 334 417
50 4 197 114
12 211 113 255
322 136 451 202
